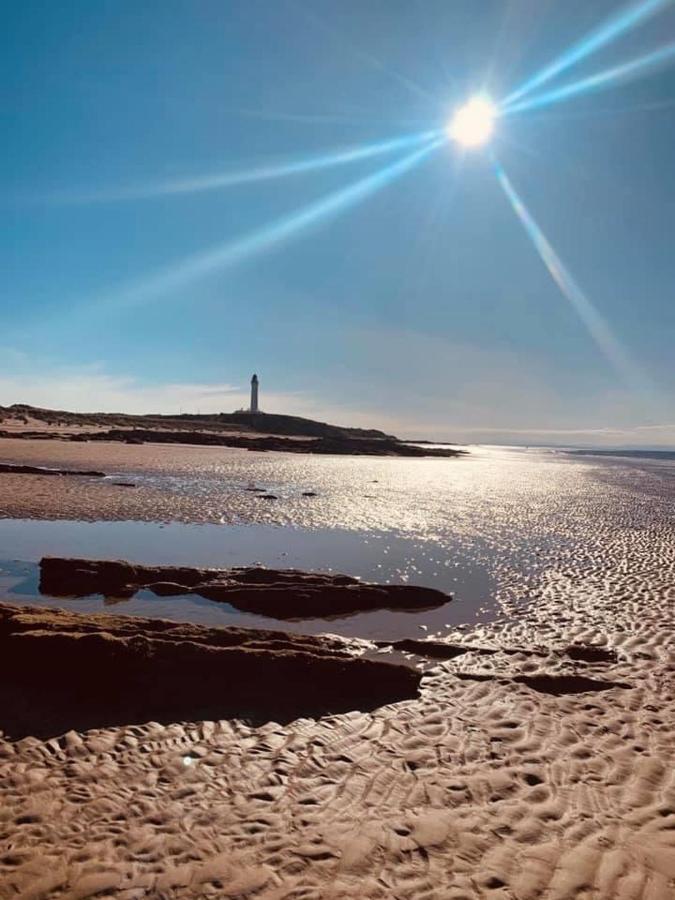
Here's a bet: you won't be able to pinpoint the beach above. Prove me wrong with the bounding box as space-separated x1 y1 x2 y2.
0 439 674 898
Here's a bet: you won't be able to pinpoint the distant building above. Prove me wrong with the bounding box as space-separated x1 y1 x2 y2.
250 373 259 413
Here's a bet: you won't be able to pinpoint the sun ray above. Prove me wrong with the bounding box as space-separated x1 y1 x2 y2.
87 138 443 313
43 130 440 205
503 41 675 115
292 1 441 105
493 159 654 398
503 0 672 106
231 107 436 129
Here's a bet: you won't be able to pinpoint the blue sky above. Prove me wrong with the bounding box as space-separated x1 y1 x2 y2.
3 0 675 446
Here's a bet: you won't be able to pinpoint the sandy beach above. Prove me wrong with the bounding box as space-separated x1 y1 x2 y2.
6 0 675 893
1 438 674 898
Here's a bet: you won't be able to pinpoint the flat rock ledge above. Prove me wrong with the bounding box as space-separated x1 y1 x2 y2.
0 463 105 477
0 602 421 740
39 557 451 619
70 428 464 457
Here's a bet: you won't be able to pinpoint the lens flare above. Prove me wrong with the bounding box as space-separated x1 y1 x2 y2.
494 160 653 397
503 41 675 115
504 0 671 106
44 131 440 205
91 138 443 312
447 97 497 147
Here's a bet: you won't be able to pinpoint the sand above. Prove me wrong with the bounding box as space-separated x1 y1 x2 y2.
0 439 674 898
1 607 672 899
0 437 260 522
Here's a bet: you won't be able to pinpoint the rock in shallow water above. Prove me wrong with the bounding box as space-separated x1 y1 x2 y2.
0 463 105 477
38 557 451 619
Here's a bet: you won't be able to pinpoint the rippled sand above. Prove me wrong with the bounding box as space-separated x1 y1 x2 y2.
0 440 674 898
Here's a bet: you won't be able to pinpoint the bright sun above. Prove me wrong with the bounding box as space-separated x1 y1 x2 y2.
447 96 497 148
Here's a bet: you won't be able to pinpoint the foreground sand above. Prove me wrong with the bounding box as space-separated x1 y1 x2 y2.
1 582 673 898
0 442 674 897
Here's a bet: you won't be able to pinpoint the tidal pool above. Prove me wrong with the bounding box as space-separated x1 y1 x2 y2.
0 519 495 641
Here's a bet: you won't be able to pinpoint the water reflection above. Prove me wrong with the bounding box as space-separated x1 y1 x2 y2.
0 520 495 641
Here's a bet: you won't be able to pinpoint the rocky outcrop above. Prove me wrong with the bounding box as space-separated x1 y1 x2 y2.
69 429 462 457
0 427 462 456
0 602 421 739
39 558 451 619
514 673 630 695
1 404 395 440
1 405 464 456
0 463 105 477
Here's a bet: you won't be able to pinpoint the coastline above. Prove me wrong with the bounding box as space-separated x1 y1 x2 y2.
0 440 673 897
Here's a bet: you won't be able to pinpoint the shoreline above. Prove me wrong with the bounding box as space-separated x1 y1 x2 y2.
0 436 464 524
0 426 464 458
0 441 673 897
0 406 464 459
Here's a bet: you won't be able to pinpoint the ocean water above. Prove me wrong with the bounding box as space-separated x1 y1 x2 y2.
1 446 673 641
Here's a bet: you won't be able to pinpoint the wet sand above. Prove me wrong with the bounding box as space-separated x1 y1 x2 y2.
0 439 674 898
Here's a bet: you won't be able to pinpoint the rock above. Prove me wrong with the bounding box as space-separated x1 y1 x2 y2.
565 644 618 664
0 601 421 739
54 428 464 458
0 464 105 477
378 639 469 660
514 674 630 695
39 557 451 619
111 481 136 488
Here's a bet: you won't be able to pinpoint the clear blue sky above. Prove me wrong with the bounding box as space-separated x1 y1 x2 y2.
3 0 675 446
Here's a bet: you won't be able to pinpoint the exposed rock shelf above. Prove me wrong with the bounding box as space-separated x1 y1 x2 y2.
0 602 421 740
0 463 105 477
0 404 464 457
39 557 451 619
0 427 462 456
69 429 462 457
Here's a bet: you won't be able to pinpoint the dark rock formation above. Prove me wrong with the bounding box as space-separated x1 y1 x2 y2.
381 640 478 660
564 644 618 664
39 557 451 619
221 410 394 441
0 404 465 456
514 674 629 695
451 672 630 694
68 429 462 457
376 640 548 660
0 463 105 477
0 602 421 740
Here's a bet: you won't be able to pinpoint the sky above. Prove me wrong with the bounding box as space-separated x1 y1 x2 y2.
2 0 675 447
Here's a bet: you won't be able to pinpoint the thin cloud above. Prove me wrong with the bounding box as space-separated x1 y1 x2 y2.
1 358 673 448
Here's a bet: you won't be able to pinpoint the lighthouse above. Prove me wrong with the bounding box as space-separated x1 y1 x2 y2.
250 373 259 413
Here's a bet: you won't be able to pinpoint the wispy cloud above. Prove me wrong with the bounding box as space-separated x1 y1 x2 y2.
0 367 305 417
339 325 675 447
0 355 673 449
0 364 382 425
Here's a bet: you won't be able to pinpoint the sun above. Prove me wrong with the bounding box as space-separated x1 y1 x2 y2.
447 96 497 148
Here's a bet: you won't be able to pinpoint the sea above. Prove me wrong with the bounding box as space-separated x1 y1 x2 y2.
1 445 673 642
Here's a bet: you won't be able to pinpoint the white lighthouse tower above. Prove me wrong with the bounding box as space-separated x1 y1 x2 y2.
250 373 259 413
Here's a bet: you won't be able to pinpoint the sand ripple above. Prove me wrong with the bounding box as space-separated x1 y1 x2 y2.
1 443 674 897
